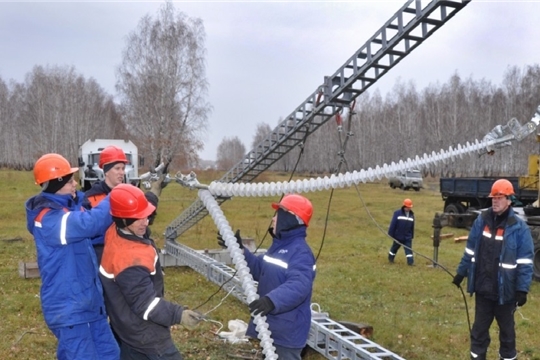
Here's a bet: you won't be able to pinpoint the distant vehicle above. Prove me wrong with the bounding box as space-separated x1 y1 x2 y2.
388 170 423 191
78 139 143 191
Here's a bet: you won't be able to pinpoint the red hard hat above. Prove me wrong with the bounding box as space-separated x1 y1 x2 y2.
272 194 313 226
489 179 515 197
110 184 156 219
403 198 413 208
33 153 78 185
99 145 128 168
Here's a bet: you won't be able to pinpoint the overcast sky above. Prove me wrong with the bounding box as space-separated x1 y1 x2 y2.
1 1 539 161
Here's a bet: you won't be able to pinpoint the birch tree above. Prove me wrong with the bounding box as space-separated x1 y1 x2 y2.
216 136 245 171
116 1 210 169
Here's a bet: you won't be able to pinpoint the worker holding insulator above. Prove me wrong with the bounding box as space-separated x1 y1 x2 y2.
83 145 129 262
25 153 120 360
387 198 415 265
100 184 202 359
452 179 534 360
221 194 316 360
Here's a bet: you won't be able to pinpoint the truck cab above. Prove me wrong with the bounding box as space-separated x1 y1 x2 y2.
78 139 142 191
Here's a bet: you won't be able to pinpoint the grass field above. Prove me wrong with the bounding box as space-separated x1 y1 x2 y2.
1 169 539 360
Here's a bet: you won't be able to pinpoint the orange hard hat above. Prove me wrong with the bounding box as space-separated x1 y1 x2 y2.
110 184 155 219
99 146 128 168
33 153 78 185
272 194 313 226
403 198 413 208
489 179 515 197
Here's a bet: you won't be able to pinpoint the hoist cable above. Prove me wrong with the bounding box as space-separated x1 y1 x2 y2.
333 123 473 335
313 102 472 335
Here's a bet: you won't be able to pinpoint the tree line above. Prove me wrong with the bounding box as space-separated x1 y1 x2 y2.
217 64 540 178
0 2 208 171
1 0 539 179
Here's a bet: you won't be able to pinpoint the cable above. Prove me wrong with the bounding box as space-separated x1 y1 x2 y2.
201 286 237 317
317 101 474 335
338 141 474 335
316 104 352 262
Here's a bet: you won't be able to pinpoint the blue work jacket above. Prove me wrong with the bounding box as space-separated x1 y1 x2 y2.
388 207 415 241
244 226 316 348
25 191 112 329
456 208 534 305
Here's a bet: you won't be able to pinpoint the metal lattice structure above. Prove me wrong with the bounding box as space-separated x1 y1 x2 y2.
165 0 470 241
164 1 471 359
164 240 406 360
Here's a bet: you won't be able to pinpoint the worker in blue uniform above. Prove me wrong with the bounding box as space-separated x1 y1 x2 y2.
222 194 316 360
25 153 119 360
388 198 415 265
453 179 534 360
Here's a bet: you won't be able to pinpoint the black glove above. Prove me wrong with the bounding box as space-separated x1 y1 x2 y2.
516 291 527 307
217 229 243 249
248 296 275 317
452 274 465 288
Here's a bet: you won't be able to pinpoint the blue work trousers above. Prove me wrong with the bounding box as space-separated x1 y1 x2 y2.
389 238 414 265
274 344 303 360
51 318 119 360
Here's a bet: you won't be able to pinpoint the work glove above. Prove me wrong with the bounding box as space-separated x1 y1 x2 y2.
452 274 464 288
217 229 243 249
515 291 527 307
248 296 275 317
180 309 204 329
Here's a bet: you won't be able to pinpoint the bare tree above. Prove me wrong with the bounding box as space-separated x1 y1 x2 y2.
251 122 272 150
216 136 246 171
1 65 122 167
116 1 210 170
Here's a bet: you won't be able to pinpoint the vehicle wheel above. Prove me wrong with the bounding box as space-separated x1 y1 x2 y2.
414 187 420 192
444 204 460 214
399 184 404 190
455 203 466 214
390 183 395 189
530 226 540 282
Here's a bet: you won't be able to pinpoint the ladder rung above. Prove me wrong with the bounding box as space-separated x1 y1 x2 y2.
422 18 443 26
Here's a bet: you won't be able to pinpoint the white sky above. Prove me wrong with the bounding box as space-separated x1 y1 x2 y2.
1 1 539 161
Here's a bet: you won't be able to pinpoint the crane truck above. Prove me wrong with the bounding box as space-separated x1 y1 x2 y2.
77 139 142 191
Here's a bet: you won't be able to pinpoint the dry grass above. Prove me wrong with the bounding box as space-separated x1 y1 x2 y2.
1 169 539 359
